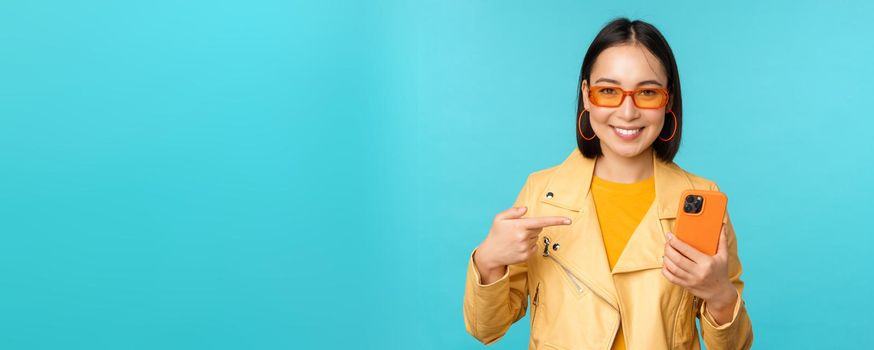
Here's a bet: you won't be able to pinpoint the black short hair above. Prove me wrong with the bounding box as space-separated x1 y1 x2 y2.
576 17 682 162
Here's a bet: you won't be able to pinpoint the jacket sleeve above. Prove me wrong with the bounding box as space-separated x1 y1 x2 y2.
699 183 754 350
462 175 532 345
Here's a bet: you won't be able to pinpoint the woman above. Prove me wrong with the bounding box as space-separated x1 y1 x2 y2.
463 18 753 350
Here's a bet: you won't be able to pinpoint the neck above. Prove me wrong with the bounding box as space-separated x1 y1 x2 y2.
594 148 654 184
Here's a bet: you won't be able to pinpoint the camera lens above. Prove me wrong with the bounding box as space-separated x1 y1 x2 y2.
684 203 694 213
685 195 695 203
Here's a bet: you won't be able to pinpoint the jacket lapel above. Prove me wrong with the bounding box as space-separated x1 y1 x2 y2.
612 149 696 273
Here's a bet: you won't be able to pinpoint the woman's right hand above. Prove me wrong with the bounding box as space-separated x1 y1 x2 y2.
473 206 572 284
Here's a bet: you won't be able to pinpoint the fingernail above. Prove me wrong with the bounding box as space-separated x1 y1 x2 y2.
563 219 571 224
666 233 674 240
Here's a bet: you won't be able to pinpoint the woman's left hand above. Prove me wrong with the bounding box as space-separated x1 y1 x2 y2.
661 224 738 313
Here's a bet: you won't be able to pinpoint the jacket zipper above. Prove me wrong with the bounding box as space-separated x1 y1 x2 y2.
542 236 584 294
559 262 585 293
542 236 620 350
692 295 701 317
548 254 617 349
532 282 541 322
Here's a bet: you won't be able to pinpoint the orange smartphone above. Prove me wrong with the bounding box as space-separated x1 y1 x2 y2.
674 190 727 256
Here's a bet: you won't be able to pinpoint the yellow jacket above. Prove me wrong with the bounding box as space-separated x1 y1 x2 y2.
463 148 753 349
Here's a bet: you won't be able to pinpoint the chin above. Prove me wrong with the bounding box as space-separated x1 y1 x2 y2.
603 140 655 159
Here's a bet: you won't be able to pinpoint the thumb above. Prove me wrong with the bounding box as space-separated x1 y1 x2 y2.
496 206 527 220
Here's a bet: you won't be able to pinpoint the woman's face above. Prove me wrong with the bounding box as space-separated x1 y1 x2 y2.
581 43 671 160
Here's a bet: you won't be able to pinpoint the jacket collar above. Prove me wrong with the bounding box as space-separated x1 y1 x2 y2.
538 148 693 219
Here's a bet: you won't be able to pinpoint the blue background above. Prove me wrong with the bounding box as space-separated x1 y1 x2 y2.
1 0 872 348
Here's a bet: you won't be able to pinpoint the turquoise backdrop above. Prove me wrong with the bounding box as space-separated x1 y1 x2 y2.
1 0 872 348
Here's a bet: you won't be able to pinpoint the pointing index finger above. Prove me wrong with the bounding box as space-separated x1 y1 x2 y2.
517 216 572 229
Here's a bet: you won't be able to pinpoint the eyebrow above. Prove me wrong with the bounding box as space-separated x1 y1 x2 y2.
594 78 664 87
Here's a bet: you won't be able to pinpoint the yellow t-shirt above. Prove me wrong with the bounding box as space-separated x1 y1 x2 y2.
591 175 656 350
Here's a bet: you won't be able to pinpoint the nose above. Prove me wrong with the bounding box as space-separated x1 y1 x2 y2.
617 92 640 121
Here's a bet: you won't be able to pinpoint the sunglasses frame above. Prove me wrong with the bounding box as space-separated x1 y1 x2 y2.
588 85 670 109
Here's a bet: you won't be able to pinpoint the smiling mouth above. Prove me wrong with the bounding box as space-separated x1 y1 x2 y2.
612 126 644 136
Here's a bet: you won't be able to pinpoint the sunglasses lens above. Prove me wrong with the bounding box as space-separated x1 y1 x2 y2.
591 87 622 106
634 89 668 108
591 86 668 108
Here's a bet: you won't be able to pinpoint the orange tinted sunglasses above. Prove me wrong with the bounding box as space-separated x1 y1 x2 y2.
588 85 669 109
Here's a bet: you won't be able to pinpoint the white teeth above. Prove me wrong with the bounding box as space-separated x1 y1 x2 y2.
614 127 641 136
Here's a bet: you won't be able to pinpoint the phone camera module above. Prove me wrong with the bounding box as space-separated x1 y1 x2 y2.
683 195 704 214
